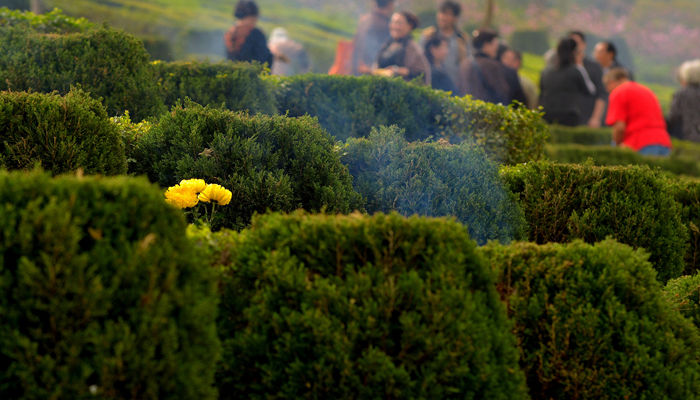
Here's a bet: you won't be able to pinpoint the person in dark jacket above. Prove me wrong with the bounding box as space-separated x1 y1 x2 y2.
224 0 273 66
569 31 606 127
668 59 700 142
374 11 431 85
458 29 510 104
425 35 458 93
539 38 592 126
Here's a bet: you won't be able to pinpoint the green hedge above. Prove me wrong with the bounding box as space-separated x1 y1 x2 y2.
153 61 277 115
197 212 527 399
133 102 362 230
664 274 700 329
0 90 126 175
0 22 165 121
342 126 525 244
480 240 700 400
0 170 220 399
0 8 92 33
671 177 700 275
548 125 612 145
275 74 548 164
545 144 700 177
501 161 688 282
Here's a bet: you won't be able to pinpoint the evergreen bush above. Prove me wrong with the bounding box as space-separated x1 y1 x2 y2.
664 274 700 329
480 240 700 400
548 125 612 145
134 102 362 230
154 61 277 115
501 161 688 282
0 90 126 175
670 177 700 275
342 126 525 244
199 212 527 399
0 170 220 399
0 20 165 121
0 7 92 33
275 74 548 164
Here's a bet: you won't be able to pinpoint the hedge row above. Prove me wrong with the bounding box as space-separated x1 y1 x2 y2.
342 126 525 244
671 177 700 275
480 240 700 400
0 170 219 399
0 7 93 33
195 212 527 399
275 74 549 164
0 89 126 175
501 161 688 282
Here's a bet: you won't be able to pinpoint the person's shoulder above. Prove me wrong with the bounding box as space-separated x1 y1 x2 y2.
250 27 267 39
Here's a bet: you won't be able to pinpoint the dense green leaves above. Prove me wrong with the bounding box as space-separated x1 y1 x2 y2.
664 274 700 329
197 212 527 399
0 170 220 399
0 90 126 175
481 240 700 400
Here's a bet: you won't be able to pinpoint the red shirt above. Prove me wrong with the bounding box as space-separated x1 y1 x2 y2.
606 81 672 151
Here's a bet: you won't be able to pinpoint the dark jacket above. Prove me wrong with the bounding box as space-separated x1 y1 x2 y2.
539 64 591 126
577 57 605 123
377 36 431 85
668 84 700 142
458 52 511 104
431 65 458 94
352 11 391 75
224 27 273 66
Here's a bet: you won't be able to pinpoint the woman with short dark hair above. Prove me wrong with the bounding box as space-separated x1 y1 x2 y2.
425 35 457 93
224 0 272 65
374 11 431 85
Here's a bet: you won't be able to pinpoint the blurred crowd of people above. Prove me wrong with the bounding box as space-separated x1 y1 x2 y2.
223 0 700 155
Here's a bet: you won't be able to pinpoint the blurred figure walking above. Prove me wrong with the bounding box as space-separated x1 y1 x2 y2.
352 0 395 75
668 59 700 142
268 28 311 76
420 1 470 86
224 0 273 66
374 11 431 85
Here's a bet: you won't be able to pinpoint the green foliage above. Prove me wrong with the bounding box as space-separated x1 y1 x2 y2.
509 30 550 55
548 125 613 145
0 90 126 175
200 211 527 399
501 161 688 282
0 7 93 33
140 35 175 61
664 274 700 329
134 102 362 230
546 144 700 177
111 111 153 174
153 61 277 115
342 126 525 244
480 240 700 400
670 177 700 275
275 74 548 164
0 170 220 399
0 23 165 121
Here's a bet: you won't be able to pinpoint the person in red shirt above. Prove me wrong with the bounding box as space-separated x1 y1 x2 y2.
604 67 672 156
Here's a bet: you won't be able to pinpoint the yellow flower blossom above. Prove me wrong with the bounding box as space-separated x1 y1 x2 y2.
165 184 199 209
179 178 207 193
198 184 232 206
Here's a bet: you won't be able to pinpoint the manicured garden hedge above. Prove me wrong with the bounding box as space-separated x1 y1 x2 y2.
664 274 700 329
501 161 688 282
0 7 92 33
0 16 165 121
0 90 126 175
342 126 524 244
671 177 700 275
548 124 612 145
153 61 277 115
0 170 220 399
133 102 362 230
480 240 700 400
196 212 527 399
275 74 548 164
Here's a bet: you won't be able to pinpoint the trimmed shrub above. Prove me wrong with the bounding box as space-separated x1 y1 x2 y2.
153 61 277 115
141 36 175 61
342 126 525 244
670 177 700 275
548 125 612 145
664 274 700 329
509 29 550 55
0 90 126 175
199 212 527 399
0 170 220 399
501 161 688 282
545 144 700 177
479 240 700 400
111 111 153 174
275 74 548 164
0 7 92 33
133 102 363 230
0 23 165 121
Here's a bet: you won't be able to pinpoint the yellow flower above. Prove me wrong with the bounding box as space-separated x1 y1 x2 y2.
165 184 199 209
179 178 207 193
198 184 232 206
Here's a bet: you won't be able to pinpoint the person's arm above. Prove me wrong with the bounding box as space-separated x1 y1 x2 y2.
588 98 606 128
612 121 626 145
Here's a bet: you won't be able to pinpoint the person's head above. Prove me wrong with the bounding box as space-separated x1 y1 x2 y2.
556 37 579 69
389 11 419 40
603 67 630 92
678 59 700 87
425 35 449 66
234 0 259 28
593 41 617 68
473 29 500 58
501 48 522 70
568 30 586 54
436 1 461 31
374 0 396 15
